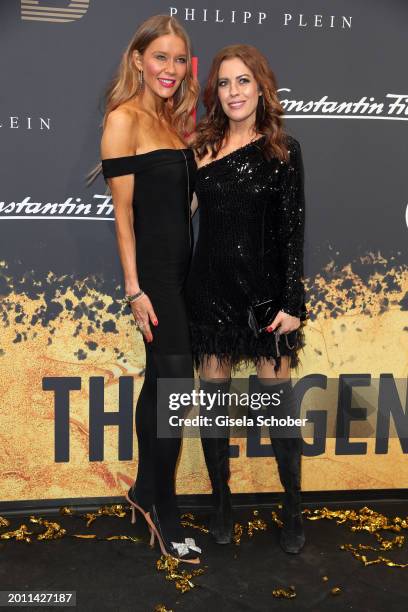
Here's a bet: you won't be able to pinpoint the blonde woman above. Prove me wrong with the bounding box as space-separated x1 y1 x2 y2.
100 15 200 563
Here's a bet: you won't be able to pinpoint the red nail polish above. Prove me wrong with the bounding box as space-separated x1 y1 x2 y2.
153 320 158 326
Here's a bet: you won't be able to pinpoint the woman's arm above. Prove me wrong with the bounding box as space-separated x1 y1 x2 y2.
277 137 306 318
101 110 139 294
101 110 157 342
267 137 306 333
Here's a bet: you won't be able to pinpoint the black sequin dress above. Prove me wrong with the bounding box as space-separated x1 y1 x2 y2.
185 135 307 370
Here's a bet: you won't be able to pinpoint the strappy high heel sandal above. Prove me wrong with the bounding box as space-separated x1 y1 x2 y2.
125 486 150 525
146 504 201 565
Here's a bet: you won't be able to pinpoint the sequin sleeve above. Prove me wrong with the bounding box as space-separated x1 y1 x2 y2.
276 137 307 319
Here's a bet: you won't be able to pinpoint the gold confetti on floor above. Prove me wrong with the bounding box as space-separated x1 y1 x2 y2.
272 585 296 599
0 504 139 543
180 512 209 534
0 516 10 527
2 501 408 606
233 510 269 544
303 505 408 568
156 555 205 593
83 504 127 527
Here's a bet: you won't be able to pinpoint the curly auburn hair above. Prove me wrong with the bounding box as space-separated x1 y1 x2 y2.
194 44 289 163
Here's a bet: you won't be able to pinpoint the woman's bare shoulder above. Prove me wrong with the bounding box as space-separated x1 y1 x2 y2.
105 104 141 131
101 105 140 158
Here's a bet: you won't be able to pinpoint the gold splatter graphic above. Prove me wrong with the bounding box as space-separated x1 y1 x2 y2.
0 254 407 501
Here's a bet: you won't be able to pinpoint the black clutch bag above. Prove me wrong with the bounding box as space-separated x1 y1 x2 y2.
248 299 281 338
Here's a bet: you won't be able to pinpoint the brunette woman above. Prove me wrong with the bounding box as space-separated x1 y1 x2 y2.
100 15 200 563
186 44 307 553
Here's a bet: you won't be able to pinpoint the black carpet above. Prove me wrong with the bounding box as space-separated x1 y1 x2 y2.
1 500 408 611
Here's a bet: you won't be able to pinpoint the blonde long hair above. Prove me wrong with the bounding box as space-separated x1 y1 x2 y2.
88 15 198 183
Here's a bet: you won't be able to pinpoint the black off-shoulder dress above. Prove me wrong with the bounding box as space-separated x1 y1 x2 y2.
185 135 307 371
102 149 196 354
101 149 202 561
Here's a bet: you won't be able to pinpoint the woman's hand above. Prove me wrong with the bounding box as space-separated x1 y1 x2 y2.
130 294 158 343
266 310 300 334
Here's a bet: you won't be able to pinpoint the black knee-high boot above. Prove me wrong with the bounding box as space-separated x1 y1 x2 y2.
260 379 305 554
199 378 233 544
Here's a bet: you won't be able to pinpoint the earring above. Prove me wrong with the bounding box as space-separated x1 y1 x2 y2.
180 79 186 97
138 70 144 86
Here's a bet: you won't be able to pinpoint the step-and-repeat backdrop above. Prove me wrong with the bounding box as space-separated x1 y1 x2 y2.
1 0 407 503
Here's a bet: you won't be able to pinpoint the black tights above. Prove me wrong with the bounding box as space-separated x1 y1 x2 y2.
133 346 193 536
